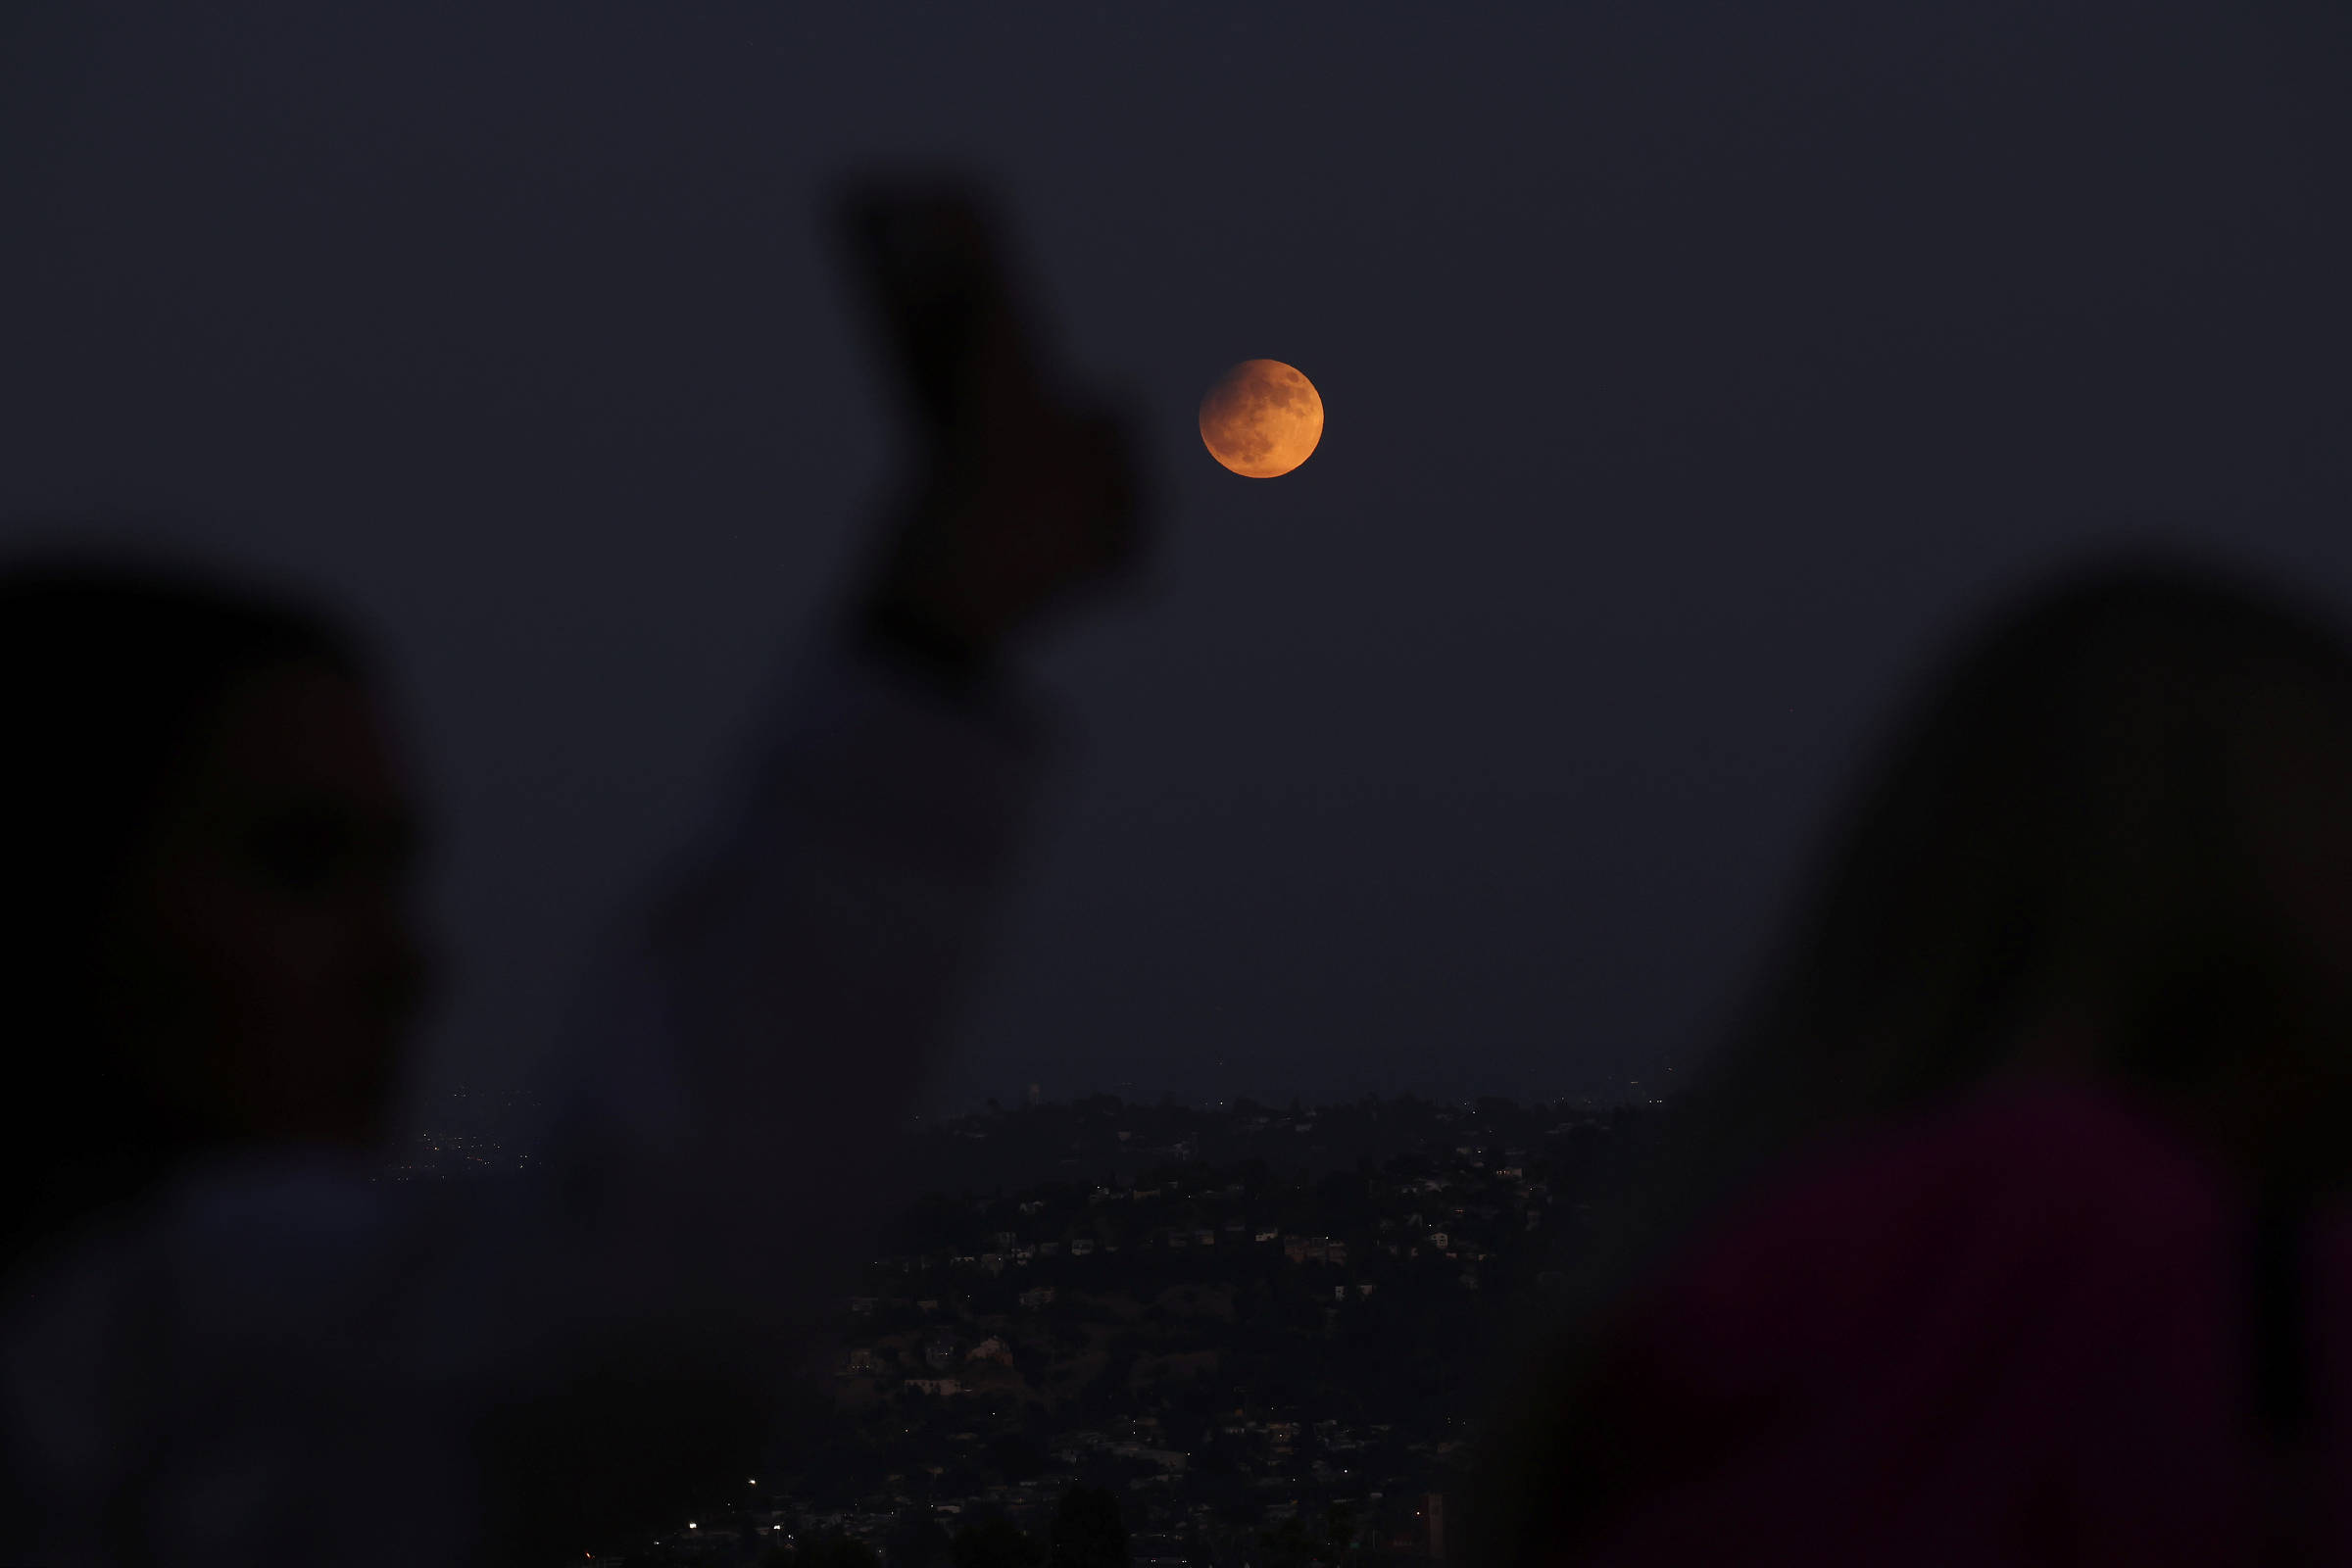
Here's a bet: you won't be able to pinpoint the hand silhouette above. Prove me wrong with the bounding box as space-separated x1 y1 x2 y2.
841 180 1145 672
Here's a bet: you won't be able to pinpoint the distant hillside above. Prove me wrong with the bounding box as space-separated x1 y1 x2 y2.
896 1093 1674 1199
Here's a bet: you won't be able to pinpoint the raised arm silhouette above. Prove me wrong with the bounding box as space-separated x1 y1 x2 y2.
0 179 1145 1567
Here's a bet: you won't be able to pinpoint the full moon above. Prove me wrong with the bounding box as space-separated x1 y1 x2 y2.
1200 360 1323 478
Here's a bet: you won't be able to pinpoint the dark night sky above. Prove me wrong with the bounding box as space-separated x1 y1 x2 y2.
6 0 2352 1117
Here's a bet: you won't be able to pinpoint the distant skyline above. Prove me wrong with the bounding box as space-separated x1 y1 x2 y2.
7 1 2352 1122
915 1072 1685 1118
398 1073 1687 1147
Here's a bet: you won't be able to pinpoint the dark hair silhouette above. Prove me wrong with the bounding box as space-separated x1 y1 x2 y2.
1679 558 2352 1191
1475 553 2352 1566
0 556 365 1279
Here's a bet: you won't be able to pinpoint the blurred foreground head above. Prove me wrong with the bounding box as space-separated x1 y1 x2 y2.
0 556 425 1275
1718 556 2352 1194
1473 553 2352 1565
1603 554 2352 1291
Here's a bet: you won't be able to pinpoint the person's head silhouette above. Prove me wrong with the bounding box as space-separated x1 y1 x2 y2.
0 556 427 1277
1478 552 2352 1567
1685 557 2352 1210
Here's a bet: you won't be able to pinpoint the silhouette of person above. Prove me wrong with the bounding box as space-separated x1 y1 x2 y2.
0 182 1140 1565
1476 559 2352 1567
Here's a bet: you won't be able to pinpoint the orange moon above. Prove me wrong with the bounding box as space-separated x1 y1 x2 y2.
1199 360 1323 478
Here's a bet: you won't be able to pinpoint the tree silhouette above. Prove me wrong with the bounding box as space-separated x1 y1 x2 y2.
1325 1500 1363 1566
1049 1485 1129 1568
989 1432 1048 1484
1257 1514 1319 1568
897 1516 956 1568
954 1517 1044 1568
793 1534 884 1568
